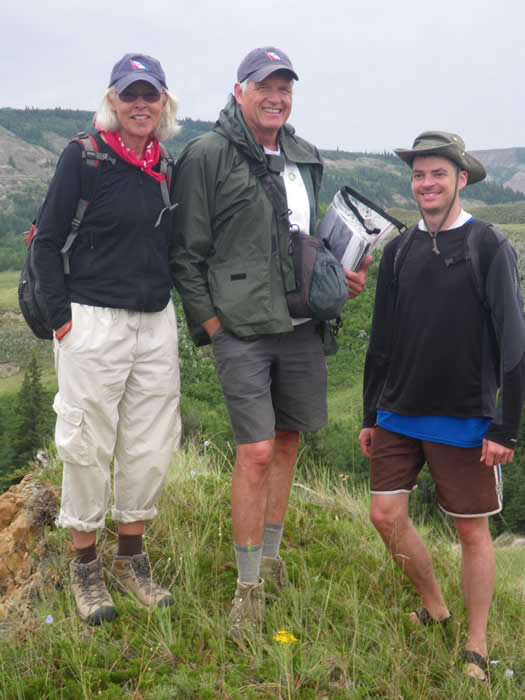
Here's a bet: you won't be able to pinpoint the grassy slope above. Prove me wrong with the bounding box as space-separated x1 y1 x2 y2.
0 447 523 698
0 271 19 313
1 209 525 696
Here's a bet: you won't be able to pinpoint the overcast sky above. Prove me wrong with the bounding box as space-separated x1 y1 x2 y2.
5 0 525 153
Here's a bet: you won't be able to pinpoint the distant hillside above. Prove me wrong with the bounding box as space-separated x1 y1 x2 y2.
0 107 524 254
472 147 525 194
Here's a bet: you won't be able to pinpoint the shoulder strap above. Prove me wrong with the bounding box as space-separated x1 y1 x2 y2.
154 145 178 227
158 145 175 209
217 115 291 229
464 219 505 359
61 132 115 273
249 158 291 226
392 224 418 288
464 219 506 311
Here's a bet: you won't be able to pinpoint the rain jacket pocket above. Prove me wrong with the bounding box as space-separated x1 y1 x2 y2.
208 258 273 327
53 394 89 466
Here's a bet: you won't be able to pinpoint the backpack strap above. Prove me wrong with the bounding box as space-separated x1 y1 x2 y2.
392 224 418 291
463 218 507 360
464 219 506 312
154 145 178 227
61 132 115 273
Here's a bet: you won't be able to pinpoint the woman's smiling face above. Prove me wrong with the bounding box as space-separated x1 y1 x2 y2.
111 80 166 145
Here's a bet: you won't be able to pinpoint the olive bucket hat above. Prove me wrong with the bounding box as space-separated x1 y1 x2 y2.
394 131 486 185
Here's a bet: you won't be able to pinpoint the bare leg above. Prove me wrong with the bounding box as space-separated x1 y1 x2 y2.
455 516 494 680
370 493 450 621
72 529 97 549
264 429 300 524
231 439 275 546
118 522 145 536
231 429 299 546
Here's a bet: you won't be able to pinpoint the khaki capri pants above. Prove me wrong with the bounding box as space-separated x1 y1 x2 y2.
54 302 181 531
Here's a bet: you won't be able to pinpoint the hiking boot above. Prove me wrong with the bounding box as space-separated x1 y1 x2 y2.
111 553 173 608
260 556 289 591
229 578 265 647
70 557 116 625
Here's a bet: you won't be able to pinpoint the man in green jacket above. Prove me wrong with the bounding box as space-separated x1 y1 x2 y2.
172 46 369 645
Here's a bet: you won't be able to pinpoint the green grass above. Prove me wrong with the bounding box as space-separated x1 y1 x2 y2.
494 543 525 596
1 445 524 698
327 382 362 415
0 271 19 313
0 365 56 394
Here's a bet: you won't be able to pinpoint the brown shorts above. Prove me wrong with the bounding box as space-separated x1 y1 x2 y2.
369 426 503 517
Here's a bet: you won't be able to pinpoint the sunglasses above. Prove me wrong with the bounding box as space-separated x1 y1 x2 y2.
118 89 162 103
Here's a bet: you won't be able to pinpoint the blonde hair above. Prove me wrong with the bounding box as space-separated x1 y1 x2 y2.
94 86 180 141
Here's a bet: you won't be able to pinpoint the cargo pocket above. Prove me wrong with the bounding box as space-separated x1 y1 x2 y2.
53 394 89 466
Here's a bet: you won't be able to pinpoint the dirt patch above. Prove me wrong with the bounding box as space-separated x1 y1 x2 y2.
0 467 63 632
0 362 20 378
0 312 22 321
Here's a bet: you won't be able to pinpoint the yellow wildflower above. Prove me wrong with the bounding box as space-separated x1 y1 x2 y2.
273 629 298 644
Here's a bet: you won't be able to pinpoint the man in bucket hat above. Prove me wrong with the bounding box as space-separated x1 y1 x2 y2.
359 131 525 681
172 46 370 646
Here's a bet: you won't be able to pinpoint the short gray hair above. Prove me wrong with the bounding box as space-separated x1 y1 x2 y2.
94 86 180 141
238 77 294 94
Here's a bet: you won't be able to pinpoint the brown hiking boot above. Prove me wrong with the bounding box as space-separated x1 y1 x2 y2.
70 558 116 625
229 578 265 647
260 556 289 591
111 553 173 608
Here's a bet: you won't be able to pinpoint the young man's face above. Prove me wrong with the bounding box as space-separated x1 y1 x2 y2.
411 155 467 218
234 72 293 147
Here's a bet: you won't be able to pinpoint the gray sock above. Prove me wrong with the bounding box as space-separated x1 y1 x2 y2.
262 523 284 559
234 542 263 584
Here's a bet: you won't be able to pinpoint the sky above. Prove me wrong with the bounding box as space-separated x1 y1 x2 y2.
5 0 525 153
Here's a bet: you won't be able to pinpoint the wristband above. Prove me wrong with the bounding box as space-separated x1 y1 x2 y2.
55 319 72 341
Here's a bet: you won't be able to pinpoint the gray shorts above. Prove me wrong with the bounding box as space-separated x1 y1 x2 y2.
211 321 328 444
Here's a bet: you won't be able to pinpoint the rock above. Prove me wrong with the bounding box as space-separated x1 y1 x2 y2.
0 499 17 527
0 474 59 602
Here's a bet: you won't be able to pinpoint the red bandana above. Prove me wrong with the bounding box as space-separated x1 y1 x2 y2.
99 130 165 182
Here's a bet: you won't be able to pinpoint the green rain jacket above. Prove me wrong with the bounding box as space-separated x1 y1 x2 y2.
171 95 323 346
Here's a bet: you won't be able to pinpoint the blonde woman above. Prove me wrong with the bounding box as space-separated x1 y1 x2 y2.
33 53 181 624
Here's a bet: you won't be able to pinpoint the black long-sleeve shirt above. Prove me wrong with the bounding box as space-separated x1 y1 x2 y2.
363 219 525 449
33 138 175 330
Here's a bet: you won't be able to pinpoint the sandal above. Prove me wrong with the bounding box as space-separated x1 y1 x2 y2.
411 606 453 627
463 650 488 682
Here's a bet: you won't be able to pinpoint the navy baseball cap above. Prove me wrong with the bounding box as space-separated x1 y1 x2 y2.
109 53 168 93
237 46 299 83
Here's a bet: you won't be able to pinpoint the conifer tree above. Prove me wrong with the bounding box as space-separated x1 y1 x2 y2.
0 405 14 492
11 353 48 471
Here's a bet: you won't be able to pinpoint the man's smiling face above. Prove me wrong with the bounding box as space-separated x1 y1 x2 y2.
234 71 293 148
411 155 467 218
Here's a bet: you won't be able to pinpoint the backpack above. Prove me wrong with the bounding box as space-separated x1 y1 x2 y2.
18 133 175 340
248 159 348 322
391 218 507 312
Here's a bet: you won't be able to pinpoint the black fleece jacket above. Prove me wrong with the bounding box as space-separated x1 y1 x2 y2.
363 219 525 448
32 136 175 330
